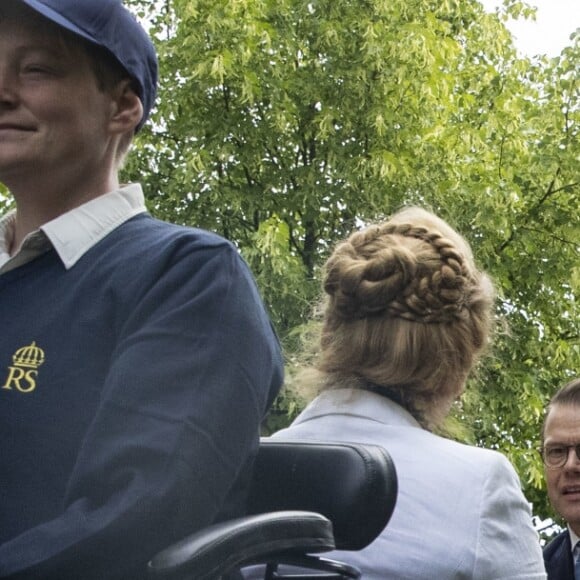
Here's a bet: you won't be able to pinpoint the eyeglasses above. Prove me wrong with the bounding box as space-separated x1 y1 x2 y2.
541 444 580 469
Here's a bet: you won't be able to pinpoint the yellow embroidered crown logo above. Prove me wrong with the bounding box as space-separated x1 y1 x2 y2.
12 342 46 369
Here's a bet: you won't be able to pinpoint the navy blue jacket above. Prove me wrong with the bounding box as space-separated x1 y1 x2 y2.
544 530 574 580
0 214 283 579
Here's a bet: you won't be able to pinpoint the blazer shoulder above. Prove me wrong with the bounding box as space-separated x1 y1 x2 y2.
544 530 573 580
544 529 570 559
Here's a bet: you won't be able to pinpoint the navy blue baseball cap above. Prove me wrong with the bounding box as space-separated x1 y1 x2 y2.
18 0 158 131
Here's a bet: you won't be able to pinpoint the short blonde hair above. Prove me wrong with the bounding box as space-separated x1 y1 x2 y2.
317 207 495 428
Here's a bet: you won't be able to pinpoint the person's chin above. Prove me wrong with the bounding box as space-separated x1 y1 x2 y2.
559 492 580 521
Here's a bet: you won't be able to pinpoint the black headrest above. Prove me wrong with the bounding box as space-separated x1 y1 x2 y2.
247 439 398 551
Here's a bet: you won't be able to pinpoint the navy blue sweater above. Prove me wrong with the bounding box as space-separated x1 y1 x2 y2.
0 214 283 579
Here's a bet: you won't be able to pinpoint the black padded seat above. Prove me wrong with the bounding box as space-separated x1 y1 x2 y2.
247 440 397 551
148 439 398 580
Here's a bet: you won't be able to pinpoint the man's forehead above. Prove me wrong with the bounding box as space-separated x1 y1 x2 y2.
545 403 580 436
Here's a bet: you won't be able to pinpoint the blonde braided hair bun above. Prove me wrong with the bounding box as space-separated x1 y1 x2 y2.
318 207 494 428
325 222 475 324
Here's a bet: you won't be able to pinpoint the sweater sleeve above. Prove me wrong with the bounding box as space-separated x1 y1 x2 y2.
472 452 547 580
0 240 283 579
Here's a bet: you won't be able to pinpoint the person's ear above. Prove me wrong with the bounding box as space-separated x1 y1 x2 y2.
109 79 144 134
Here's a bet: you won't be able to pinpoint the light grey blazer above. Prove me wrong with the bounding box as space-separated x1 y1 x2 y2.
255 388 547 580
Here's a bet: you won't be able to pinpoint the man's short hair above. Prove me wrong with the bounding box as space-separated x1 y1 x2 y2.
541 378 580 441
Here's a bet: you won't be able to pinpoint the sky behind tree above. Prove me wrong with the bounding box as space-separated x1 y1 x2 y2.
481 0 580 57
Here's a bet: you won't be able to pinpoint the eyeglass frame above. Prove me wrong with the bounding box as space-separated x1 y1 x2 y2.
540 443 580 469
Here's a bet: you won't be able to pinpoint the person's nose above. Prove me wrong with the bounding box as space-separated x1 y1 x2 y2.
0 66 18 107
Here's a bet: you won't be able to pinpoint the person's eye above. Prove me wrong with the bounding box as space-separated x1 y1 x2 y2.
547 446 567 459
22 63 56 76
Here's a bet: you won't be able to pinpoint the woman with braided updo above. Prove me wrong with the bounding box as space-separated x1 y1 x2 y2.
317 207 494 430
260 208 546 579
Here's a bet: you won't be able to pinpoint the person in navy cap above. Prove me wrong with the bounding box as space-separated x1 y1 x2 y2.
0 1 283 578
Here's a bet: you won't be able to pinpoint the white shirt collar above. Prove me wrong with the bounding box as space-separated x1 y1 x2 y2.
0 184 146 273
569 526 580 554
0 210 18 261
41 183 146 268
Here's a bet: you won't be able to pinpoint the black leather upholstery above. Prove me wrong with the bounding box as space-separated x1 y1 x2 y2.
247 440 398 550
148 511 334 580
147 439 398 579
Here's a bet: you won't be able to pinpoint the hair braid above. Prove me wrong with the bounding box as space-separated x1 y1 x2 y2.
311 206 495 429
324 221 475 324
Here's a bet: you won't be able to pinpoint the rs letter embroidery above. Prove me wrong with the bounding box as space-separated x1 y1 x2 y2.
2 342 45 393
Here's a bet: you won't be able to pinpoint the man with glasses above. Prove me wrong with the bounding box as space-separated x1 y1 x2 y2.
542 378 580 580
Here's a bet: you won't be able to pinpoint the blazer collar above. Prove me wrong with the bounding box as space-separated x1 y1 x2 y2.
292 387 423 430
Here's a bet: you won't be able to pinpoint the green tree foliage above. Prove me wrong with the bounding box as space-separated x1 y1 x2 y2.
105 0 580 518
